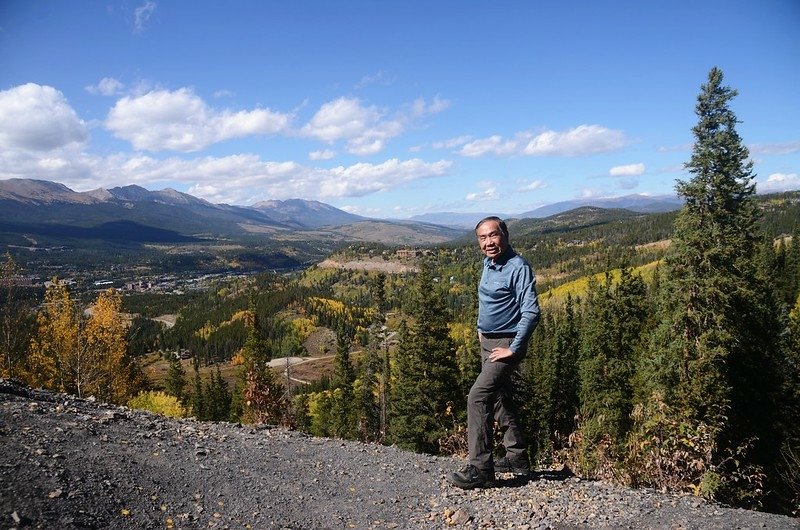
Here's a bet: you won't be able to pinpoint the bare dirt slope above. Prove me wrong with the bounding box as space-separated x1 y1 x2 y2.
1 379 797 530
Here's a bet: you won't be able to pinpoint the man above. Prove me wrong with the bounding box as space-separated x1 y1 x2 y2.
450 216 541 489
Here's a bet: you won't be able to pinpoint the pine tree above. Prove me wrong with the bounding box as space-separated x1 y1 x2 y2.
527 294 580 464
165 354 187 402
0 253 33 379
191 360 206 420
329 324 357 438
640 67 784 505
389 263 461 454
577 269 647 472
205 365 231 421
237 304 285 425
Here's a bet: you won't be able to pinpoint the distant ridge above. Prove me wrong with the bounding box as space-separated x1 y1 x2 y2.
409 194 683 228
251 198 366 228
519 194 683 218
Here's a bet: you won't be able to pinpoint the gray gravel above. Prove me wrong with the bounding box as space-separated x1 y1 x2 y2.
1 379 797 530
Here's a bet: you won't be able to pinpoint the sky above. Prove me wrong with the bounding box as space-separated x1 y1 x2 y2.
0 1 798 219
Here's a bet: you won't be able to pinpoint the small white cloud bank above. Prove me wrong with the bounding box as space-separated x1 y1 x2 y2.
309 149 336 161
86 77 125 96
521 180 547 191
759 173 800 193
466 187 500 202
609 163 645 177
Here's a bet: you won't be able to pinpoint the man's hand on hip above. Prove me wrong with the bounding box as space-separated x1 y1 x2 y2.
489 347 514 362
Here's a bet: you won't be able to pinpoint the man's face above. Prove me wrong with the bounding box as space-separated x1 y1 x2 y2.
476 220 508 261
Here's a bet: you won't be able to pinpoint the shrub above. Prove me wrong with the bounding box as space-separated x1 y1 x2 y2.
128 390 188 418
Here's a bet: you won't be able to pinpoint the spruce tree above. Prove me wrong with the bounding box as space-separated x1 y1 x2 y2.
578 269 647 471
165 354 187 403
191 360 206 420
389 263 461 454
641 67 783 505
205 365 231 421
330 324 357 438
0 253 33 379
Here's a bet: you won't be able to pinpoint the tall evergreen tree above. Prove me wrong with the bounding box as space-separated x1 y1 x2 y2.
578 269 647 471
0 253 34 379
640 67 784 505
191 360 206 420
526 294 580 464
165 354 187 403
205 365 231 421
389 263 461 454
330 324 357 438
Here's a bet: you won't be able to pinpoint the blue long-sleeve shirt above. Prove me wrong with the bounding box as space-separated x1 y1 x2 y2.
477 246 541 355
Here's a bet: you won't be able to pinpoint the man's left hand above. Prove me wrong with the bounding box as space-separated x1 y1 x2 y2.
489 347 514 362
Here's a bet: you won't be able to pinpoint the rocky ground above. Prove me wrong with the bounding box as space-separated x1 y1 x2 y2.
1 379 797 530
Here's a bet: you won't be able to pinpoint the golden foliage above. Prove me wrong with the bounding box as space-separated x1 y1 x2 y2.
128 390 188 418
24 282 135 403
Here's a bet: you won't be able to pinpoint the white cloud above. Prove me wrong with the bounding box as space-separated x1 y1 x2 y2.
105 88 291 152
318 158 451 198
0 83 88 152
410 96 450 117
134 1 157 33
579 187 603 199
0 142 452 205
523 125 628 156
86 77 125 96
302 97 383 143
609 163 645 177
301 96 447 156
301 97 404 155
759 172 800 193
432 135 473 150
460 135 519 158
354 70 396 89
466 187 500 201
213 89 235 99
749 142 800 156
456 125 627 158
520 180 547 191
309 149 336 160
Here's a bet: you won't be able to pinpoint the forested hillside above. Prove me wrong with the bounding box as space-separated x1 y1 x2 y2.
1 70 799 516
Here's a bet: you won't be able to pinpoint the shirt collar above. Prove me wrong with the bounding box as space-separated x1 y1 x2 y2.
485 246 514 270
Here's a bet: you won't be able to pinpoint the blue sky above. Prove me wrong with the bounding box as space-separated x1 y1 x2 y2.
1 1 798 219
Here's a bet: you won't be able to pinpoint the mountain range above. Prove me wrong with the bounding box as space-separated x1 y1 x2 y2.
0 179 464 247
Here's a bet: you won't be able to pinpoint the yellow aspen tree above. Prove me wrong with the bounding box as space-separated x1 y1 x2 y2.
84 289 131 403
26 279 78 391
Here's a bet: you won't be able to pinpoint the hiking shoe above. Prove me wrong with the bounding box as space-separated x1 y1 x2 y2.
495 455 530 475
449 464 494 489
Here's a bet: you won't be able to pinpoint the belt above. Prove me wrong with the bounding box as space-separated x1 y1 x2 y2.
479 332 517 339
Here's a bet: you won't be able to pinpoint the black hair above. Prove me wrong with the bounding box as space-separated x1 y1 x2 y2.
475 216 509 239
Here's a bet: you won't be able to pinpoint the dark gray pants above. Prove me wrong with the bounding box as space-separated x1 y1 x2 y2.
467 333 527 472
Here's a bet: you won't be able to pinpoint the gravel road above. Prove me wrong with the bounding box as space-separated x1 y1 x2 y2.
1 379 797 530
